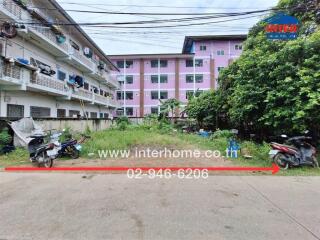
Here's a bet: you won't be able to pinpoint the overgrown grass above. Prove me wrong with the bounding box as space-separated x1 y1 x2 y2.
0 148 29 167
1 127 319 176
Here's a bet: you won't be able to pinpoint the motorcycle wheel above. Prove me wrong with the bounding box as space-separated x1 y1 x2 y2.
37 151 53 168
68 146 80 159
274 153 289 170
312 156 319 168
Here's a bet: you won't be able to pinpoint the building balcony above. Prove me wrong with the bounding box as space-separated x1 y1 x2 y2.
68 50 95 73
0 0 23 21
71 88 94 103
106 75 120 89
27 25 69 58
88 65 109 82
0 61 24 86
28 73 69 96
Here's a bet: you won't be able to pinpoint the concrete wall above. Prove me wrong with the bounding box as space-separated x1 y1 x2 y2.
34 118 114 132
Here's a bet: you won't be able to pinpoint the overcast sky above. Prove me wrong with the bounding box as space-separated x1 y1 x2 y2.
56 0 279 55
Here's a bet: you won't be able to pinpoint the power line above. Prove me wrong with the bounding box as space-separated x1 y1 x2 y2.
57 2 273 10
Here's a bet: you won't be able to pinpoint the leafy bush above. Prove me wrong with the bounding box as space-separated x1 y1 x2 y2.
59 127 72 142
211 129 233 139
0 128 12 147
115 116 130 131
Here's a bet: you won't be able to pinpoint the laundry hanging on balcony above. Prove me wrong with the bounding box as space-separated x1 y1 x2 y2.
83 47 93 58
68 74 84 88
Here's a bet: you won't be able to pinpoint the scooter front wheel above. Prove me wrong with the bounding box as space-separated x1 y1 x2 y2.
312 156 319 168
274 153 289 170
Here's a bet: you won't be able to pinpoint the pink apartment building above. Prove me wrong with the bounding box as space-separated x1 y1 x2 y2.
110 35 246 117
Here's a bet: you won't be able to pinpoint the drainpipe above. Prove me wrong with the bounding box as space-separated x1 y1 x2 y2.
158 58 161 113
193 56 196 94
123 59 126 116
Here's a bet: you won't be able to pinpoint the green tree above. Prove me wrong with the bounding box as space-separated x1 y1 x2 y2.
185 90 219 129
160 98 181 124
217 0 320 135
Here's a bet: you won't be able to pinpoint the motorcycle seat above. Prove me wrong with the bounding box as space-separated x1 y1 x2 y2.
270 142 299 151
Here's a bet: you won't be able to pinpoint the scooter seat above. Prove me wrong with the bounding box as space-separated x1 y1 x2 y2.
270 142 299 151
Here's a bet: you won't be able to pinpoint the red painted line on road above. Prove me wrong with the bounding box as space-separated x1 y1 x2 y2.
4 163 280 174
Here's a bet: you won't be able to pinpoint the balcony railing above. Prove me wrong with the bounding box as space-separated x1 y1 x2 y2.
72 88 93 101
106 75 120 88
30 74 66 92
2 63 21 80
1 0 23 19
30 25 69 52
94 94 108 104
71 50 94 70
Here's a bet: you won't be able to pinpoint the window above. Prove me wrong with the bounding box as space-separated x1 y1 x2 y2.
7 104 24 118
151 75 168 84
116 61 124 68
151 60 158 68
151 91 158 100
151 107 159 115
126 107 133 116
186 59 193 67
100 113 104 118
151 75 158 84
186 74 203 83
195 74 203 83
195 59 203 67
30 106 50 118
100 89 104 96
84 82 89 90
200 45 207 51
186 75 194 83
186 90 203 100
57 70 66 81
235 44 243 50
69 110 80 118
160 75 168 83
151 60 167 68
125 61 133 68
104 113 109 119
160 91 168 100
116 108 124 116
160 60 168 68
117 92 124 100
125 92 133 100
218 67 225 72
90 112 98 118
57 109 66 118
217 50 225 56
126 75 133 84
91 86 99 94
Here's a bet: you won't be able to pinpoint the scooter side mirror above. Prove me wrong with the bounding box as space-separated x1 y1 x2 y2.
281 134 288 138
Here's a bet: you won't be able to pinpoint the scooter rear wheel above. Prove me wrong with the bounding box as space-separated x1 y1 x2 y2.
274 153 289 170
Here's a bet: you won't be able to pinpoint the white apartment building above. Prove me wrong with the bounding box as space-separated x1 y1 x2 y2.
0 0 119 119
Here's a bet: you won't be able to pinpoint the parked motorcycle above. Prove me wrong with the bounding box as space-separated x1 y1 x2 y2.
28 132 61 168
269 132 319 170
57 134 90 159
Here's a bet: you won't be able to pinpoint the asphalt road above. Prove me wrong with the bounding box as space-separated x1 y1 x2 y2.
0 173 320 240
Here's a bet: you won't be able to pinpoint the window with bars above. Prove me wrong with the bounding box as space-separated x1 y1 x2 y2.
69 110 80 118
7 104 24 118
90 112 98 118
57 109 66 118
30 106 51 118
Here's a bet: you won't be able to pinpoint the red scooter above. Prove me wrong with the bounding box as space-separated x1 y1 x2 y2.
269 133 319 170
